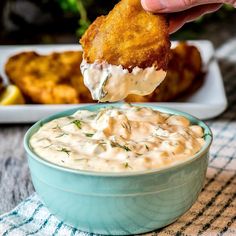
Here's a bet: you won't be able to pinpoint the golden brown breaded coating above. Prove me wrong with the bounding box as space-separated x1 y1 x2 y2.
5 51 93 104
125 42 203 102
80 0 170 70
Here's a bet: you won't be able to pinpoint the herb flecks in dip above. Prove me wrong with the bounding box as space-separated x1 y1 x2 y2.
30 104 205 172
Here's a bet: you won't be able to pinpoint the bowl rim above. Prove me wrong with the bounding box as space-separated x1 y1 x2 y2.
24 103 212 177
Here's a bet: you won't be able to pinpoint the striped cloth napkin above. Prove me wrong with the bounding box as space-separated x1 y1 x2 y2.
0 39 236 236
0 194 91 236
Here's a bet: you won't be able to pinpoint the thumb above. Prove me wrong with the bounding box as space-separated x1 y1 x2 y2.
141 0 224 13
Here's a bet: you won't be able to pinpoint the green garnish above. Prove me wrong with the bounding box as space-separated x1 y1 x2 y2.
57 147 71 156
98 143 106 151
121 122 131 133
55 133 68 138
43 143 53 149
85 133 94 137
88 114 97 119
72 120 82 129
145 145 149 151
99 74 110 99
52 124 61 130
123 146 131 152
124 162 132 168
74 158 87 161
99 141 107 145
126 103 133 107
121 123 126 128
111 141 131 152
67 116 74 120
135 107 142 111
37 137 50 143
96 109 107 120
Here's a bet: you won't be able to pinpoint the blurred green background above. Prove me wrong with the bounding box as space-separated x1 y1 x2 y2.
0 0 235 46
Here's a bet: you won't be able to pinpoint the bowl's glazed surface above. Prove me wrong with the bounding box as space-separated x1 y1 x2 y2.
24 103 212 235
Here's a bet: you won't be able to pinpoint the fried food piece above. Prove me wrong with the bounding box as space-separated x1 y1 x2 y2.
125 42 203 102
5 51 93 104
80 0 170 70
80 0 170 102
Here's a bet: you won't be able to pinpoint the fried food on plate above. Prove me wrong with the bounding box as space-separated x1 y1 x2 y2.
5 51 93 104
4 42 203 105
125 42 203 102
80 0 170 102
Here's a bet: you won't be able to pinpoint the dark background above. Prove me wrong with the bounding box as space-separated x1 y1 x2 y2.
0 0 236 46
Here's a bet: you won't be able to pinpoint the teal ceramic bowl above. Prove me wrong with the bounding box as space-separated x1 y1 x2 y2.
24 103 212 235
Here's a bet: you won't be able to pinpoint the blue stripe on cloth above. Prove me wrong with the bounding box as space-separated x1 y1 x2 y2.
71 227 78 235
26 214 52 236
52 221 64 236
0 197 34 223
2 203 43 236
0 194 93 236
0 194 42 233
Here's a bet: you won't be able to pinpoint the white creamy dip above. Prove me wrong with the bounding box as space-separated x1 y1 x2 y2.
30 104 205 172
80 60 166 102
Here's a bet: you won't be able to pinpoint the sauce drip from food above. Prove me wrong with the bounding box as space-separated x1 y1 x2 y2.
30 104 205 172
80 60 166 102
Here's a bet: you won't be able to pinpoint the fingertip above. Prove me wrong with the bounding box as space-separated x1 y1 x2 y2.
169 21 184 34
141 0 153 11
141 0 165 12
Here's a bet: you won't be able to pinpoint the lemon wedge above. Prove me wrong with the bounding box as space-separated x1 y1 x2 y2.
0 85 25 105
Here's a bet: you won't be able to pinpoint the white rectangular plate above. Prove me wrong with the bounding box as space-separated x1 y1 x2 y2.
0 40 227 123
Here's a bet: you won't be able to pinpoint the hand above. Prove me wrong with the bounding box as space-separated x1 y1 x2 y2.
141 0 236 33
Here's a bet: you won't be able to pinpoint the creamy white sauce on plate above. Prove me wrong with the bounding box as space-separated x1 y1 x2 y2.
80 60 166 102
30 104 205 172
